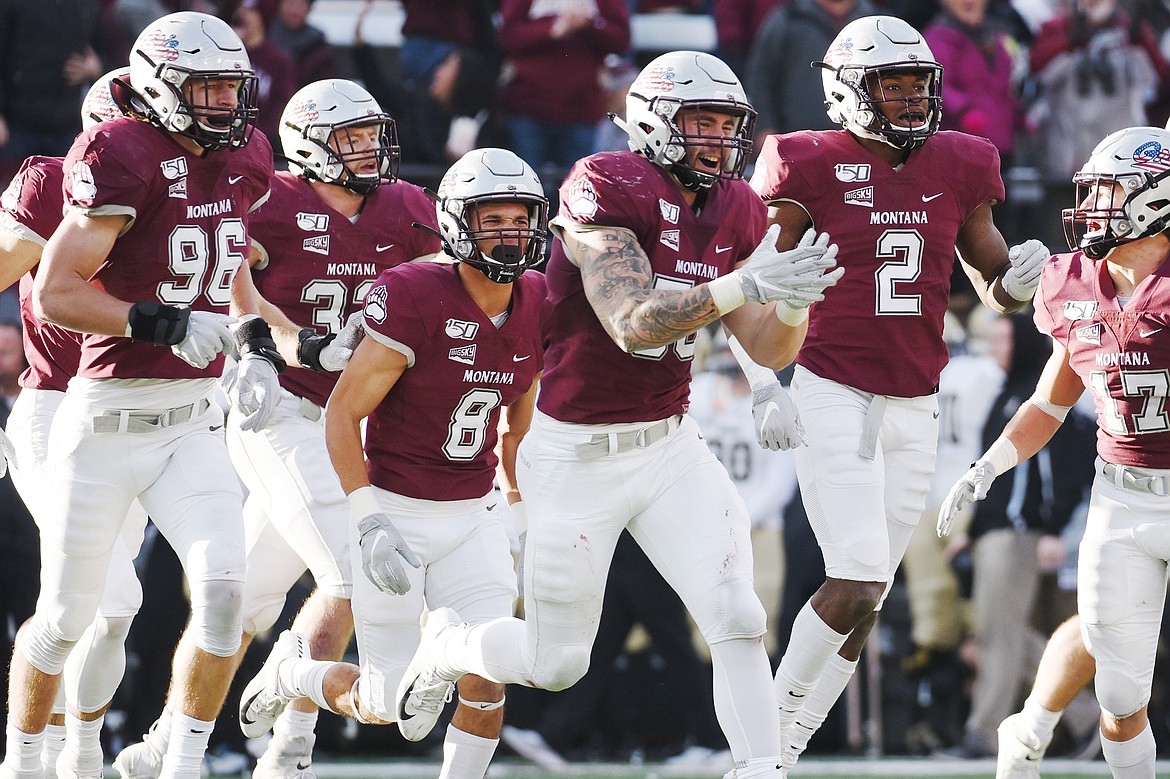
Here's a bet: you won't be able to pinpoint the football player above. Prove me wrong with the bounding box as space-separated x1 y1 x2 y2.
113 77 439 779
940 125 1170 779
236 148 548 779
0 69 148 779
385 50 842 779
2 13 280 779
749 16 1048 771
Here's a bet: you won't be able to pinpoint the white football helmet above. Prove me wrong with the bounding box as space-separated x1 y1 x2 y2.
818 15 942 150
128 11 258 150
281 79 399 194
81 68 130 130
436 148 547 284
1063 126 1170 258
613 50 756 191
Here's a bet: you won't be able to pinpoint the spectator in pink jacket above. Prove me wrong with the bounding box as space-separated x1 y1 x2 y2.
498 0 630 170
924 0 1020 165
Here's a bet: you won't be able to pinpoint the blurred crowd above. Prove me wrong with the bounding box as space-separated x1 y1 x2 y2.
3 0 1170 770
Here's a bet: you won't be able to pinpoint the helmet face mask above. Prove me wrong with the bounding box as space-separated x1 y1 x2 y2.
437 149 548 284
819 16 942 151
618 51 756 191
1063 127 1170 258
129 12 259 150
282 79 400 194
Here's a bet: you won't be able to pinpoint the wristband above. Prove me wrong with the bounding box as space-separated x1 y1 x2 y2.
234 314 287 373
348 485 380 521
707 274 746 315
296 328 336 372
126 301 190 345
726 335 780 392
774 300 809 326
982 436 1019 475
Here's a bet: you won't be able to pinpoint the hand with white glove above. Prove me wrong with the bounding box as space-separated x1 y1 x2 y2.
171 311 237 369
356 511 421 595
297 312 365 372
936 460 998 537
0 427 17 478
232 353 281 431
752 383 807 451
1001 239 1048 302
734 224 843 307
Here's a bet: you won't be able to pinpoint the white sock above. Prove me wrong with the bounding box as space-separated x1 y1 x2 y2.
438 723 499 779
279 658 335 712
729 756 784 779
41 722 66 777
160 712 213 779
273 708 317 740
787 654 857 765
709 638 781 758
1020 696 1063 742
144 708 173 756
1101 721 1156 778
64 712 105 769
773 602 849 732
4 723 46 774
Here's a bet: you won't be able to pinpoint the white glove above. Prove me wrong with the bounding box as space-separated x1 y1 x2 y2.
1002 239 1048 302
232 353 281 431
752 384 806 451
936 460 998 537
318 312 365 372
171 311 237 369
0 427 17 478
357 512 422 595
736 224 843 307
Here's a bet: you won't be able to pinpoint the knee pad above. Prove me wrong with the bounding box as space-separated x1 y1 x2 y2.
95 614 134 644
530 645 591 692
18 614 80 676
1096 667 1148 720
189 578 244 657
697 580 768 644
241 592 286 637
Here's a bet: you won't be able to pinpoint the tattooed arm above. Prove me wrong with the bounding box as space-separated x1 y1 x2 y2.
557 220 725 353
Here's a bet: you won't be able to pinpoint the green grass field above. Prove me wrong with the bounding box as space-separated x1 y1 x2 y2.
199 756 1170 779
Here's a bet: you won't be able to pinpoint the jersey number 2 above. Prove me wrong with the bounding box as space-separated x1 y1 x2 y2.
874 230 924 316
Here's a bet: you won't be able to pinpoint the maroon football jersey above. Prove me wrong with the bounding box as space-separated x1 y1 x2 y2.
362 261 547 500
0 156 81 392
539 151 767 423
1034 252 1170 468
751 130 1005 397
249 172 439 406
62 118 273 379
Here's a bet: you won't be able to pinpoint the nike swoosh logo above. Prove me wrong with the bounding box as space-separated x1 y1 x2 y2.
1141 328 1163 337
922 192 944 203
513 354 531 362
376 244 395 252
296 761 311 770
209 425 223 432
932 411 940 419
228 175 244 185
715 245 733 253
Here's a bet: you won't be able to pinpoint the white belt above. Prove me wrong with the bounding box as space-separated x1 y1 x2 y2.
1101 460 1170 497
858 395 888 461
91 398 211 434
574 415 682 461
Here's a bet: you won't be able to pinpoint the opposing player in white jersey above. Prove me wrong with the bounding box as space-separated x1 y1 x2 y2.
1 13 284 779
749 17 1047 771
385 51 842 779
0 70 167 779
939 125 1170 779
113 78 439 779
236 147 548 779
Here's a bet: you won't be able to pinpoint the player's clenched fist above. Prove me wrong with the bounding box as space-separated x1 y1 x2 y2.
1002 239 1048 302
356 511 421 595
752 384 806 451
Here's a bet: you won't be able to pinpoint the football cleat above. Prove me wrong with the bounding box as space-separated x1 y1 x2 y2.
113 718 167 779
394 608 462 741
996 712 1051 779
253 733 316 779
239 631 310 739
55 745 103 779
